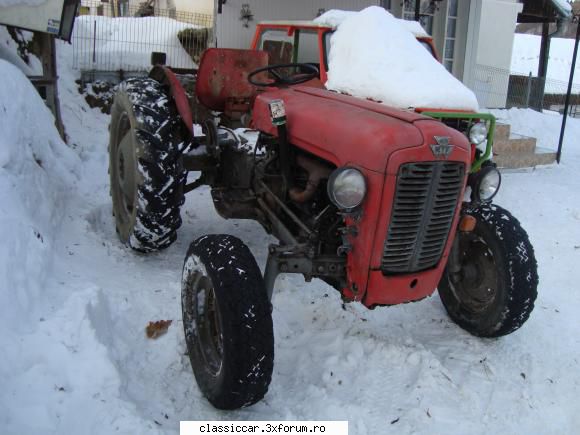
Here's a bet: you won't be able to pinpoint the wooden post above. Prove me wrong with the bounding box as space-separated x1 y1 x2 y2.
30 32 67 142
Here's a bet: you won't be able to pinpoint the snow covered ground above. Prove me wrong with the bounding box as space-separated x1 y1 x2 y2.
1 31 580 435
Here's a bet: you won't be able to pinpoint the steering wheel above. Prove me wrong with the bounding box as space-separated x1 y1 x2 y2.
248 63 319 87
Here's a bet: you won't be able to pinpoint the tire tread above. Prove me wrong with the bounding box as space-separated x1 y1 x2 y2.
439 203 538 337
109 77 187 252
182 235 274 410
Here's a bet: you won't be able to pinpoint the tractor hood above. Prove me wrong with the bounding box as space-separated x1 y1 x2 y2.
251 86 466 173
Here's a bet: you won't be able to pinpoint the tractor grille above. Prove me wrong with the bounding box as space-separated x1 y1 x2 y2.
381 162 465 274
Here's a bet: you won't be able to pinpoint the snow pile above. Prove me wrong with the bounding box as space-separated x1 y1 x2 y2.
0 53 163 433
490 107 580 154
0 25 42 75
0 59 78 333
316 7 479 111
511 33 580 91
73 15 198 71
313 9 353 28
315 8 429 37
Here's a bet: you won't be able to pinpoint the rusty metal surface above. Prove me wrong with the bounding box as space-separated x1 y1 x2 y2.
157 66 194 136
195 48 269 112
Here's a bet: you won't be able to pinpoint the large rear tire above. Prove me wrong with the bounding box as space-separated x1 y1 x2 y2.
181 235 274 410
438 203 538 337
109 78 188 252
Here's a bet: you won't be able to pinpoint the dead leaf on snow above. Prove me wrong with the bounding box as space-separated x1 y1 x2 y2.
146 320 173 339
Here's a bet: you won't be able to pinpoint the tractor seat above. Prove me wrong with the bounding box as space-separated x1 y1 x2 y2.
195 48 269 112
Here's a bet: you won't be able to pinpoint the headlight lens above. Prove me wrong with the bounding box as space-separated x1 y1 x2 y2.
327 167 367 210
473 166 501 202
469 122 488 145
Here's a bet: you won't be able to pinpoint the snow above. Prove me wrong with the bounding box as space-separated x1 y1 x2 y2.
0 59 78 334
511 33 580 91
1 22 580 435
489 107 575 153
320 7 479 111
0 25 42 75
72 15 198 72
315 8 430 38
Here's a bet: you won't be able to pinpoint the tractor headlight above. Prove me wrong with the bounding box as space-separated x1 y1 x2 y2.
471 165 501 202
469 122 488 145
327 167 367 210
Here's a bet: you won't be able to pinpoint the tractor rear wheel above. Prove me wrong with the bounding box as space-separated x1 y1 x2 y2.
109 78 188 252
438 203 538 337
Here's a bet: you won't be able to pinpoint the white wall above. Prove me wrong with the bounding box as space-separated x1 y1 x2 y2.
174 0 214 15
215 0 380 49
464 0 522 108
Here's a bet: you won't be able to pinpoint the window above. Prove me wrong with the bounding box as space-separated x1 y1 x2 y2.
260 30 294 64
259 29 324 68
443 0 458 73
118 0 129 17
403 0 434 35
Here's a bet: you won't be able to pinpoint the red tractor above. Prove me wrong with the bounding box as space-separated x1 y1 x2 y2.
108 20 538 410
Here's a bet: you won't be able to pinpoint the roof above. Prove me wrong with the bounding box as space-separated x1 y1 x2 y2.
519 0 573 22
257 20 334 29
257 18 431 38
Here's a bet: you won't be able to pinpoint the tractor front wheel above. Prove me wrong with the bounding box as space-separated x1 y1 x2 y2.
181 235 274 409
438 203 538 337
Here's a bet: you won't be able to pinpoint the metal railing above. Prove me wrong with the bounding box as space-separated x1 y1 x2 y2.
73 1 212 77
471 63 580 116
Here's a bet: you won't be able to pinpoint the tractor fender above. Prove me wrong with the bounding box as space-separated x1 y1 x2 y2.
149 66 193 137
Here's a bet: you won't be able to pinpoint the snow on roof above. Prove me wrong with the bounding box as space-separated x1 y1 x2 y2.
261 13 430 38
258 20 335 29
399 19 430 38
314 9 430 38
321 7 478 111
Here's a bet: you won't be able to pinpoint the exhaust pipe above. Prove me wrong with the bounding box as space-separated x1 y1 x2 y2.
289 155 332 203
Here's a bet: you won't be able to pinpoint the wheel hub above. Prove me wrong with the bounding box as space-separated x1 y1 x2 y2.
452 235 498 313
190 272 224 377
114 115 136 222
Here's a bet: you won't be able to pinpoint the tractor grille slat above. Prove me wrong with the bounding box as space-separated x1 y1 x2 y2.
381 162 465 275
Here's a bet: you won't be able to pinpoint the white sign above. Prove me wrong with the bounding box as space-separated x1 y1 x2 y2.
181 421 349 434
